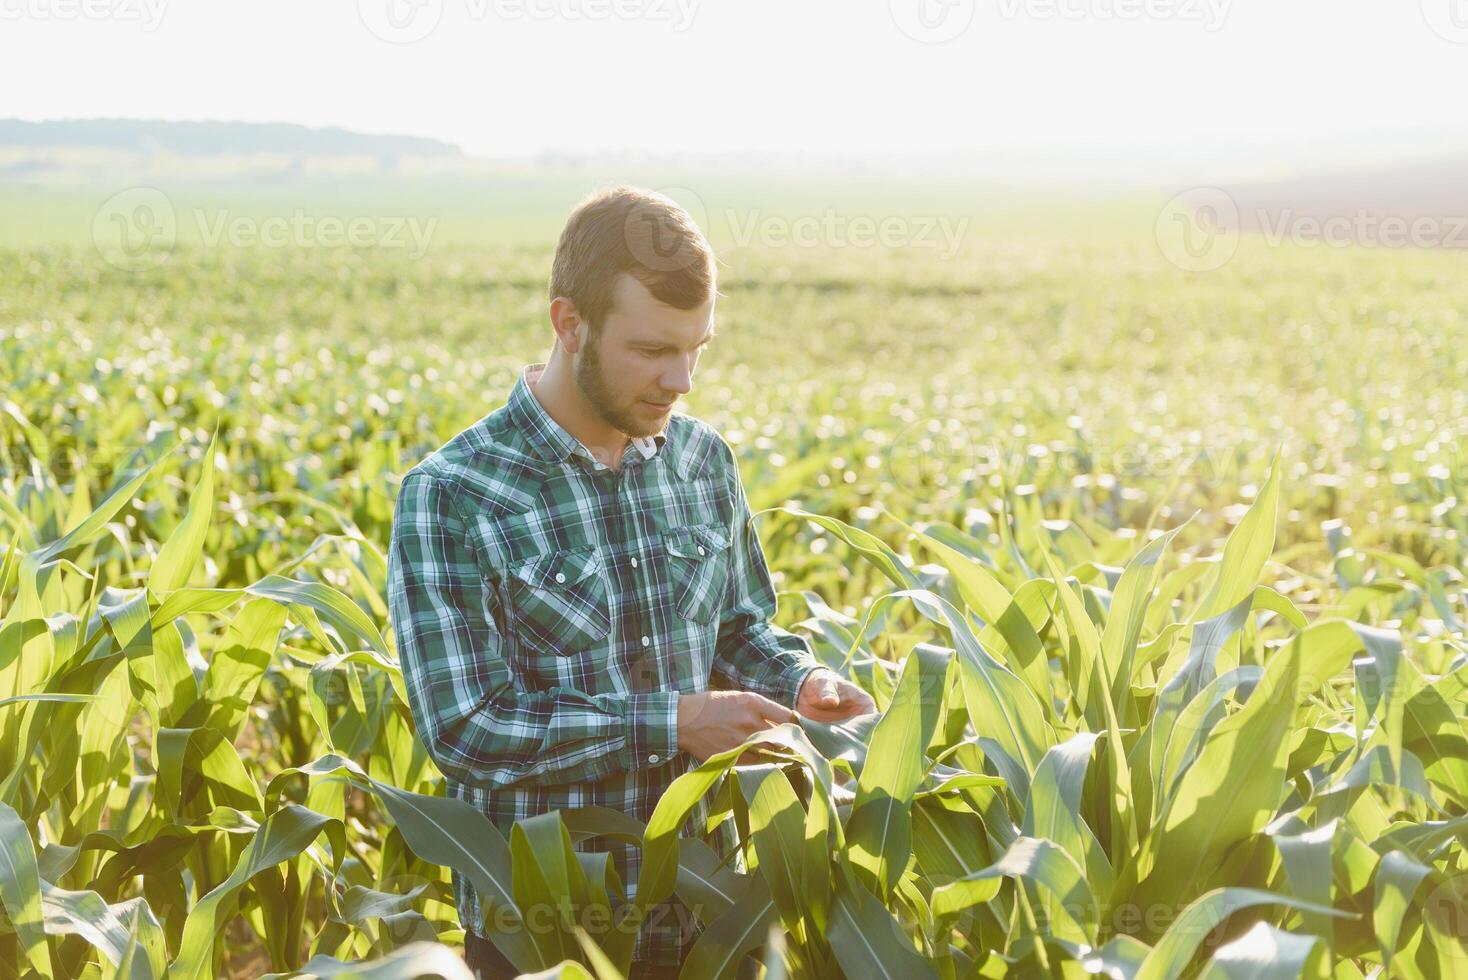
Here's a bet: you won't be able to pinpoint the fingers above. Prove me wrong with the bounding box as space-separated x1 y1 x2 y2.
825 675 874 715
747 692 800 725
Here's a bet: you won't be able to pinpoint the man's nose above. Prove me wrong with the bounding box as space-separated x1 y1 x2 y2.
661 361 694 395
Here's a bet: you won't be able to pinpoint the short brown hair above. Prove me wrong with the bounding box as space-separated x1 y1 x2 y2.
548 185 716 333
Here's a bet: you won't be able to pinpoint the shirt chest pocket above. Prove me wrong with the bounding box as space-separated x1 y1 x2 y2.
662 524 731 626
506 546 612 660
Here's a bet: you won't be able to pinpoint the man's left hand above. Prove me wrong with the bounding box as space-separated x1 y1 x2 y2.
795 668 876 723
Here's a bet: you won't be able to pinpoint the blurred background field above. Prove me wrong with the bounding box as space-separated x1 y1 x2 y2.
3 164 1463 610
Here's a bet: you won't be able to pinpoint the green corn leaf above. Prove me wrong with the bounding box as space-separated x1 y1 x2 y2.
170 803 342 980
149 429 218 594
1264 816 1338 947
38 881 167 977
1024 733 1112 897
1195 453 1281 620
1196 921 1329 979
776 507 921 591
678 878 779 980
0 800 54 978
510 812 583 969
245 574 389 656
931 835 1094 944
847 643 947 897
269 941 477 979
1120 628 1303 929
674 838 753 918
827 867 938 979
35 456 163 563
1135 887 1353 980
1042 546 1137 863
1101 525 1184 713
1373 850 1433 971
737 765 809 938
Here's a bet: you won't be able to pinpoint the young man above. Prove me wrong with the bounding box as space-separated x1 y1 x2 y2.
386 186 874 978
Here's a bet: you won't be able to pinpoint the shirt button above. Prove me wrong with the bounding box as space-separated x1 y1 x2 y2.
697 545 706 556
648 753 660 764
630 556 638 567
641 635 651 647
554 572 566 583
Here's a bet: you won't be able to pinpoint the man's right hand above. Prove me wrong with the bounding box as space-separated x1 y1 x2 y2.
675 691 799 762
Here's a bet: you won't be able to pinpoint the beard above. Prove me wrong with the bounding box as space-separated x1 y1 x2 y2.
575 328 668 440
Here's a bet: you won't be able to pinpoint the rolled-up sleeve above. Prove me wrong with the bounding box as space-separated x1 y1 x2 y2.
709 447 824 709
386 467 678 790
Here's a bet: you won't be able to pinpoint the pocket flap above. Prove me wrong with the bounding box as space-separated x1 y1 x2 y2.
509 547 603 591
664 524 729 560
692 524 730 553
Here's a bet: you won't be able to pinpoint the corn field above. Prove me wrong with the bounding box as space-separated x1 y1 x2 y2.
1 230 1466 978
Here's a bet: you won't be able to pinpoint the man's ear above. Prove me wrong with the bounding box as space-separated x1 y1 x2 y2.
549 296 584 353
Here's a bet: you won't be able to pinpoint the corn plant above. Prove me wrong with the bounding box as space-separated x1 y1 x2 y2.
2 431 1465 978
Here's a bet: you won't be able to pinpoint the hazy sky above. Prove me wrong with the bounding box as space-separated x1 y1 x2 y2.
4 0 1467 158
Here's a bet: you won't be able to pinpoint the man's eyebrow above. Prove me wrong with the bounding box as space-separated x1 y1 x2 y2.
630 329 718 349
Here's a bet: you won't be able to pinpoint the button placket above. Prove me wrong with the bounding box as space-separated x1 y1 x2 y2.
613 463 664 696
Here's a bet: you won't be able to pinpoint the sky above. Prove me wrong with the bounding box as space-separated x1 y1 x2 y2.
3 0 1468 162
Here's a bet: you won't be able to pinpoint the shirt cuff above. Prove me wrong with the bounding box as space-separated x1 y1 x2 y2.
768 657 826 711
624 691 680 769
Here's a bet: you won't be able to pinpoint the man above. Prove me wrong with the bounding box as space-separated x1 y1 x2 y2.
386 185 874 978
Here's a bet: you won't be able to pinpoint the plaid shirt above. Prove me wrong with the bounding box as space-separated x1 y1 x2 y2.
386 363 822 966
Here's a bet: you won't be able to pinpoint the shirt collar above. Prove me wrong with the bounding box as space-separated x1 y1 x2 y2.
506 363 666 469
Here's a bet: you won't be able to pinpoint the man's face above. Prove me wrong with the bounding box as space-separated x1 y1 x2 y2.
575 273 715 439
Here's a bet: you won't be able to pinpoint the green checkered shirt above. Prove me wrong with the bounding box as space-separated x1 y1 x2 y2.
386 363 822 966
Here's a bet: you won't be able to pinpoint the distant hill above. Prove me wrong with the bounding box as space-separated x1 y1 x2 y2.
0 118 462 159
1170 155 1468 250
1229 157 1468 224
